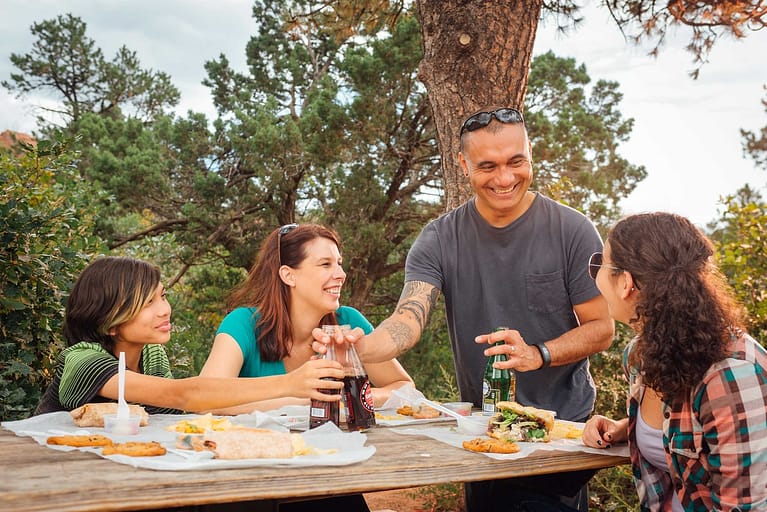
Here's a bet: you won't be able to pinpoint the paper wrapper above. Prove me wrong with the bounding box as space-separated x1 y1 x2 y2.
2 411 375 471
393 421 629 460
377 384 425 410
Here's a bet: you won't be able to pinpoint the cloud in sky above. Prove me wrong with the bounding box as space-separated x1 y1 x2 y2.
2 1 765 227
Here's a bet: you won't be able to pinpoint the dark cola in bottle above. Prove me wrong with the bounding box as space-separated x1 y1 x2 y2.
309 328 341 429
338 327 376 431
343 374 375 431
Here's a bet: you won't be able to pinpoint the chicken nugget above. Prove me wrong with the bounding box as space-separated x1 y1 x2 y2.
102 441 166 457
462 437 520 454
47 435 113 447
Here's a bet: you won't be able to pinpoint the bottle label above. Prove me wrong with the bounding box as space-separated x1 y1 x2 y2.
483 386 499 415
360 379 374 412
310 406 329 419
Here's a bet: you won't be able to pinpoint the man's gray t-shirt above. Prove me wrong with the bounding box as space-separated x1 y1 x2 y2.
405 193 604 421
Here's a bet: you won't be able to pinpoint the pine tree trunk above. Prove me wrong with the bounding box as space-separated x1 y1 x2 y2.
416 0 542 210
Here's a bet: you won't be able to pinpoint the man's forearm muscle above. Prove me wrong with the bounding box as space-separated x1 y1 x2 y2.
378 281 440 357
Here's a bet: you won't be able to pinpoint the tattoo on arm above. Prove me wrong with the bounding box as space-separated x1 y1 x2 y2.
382 282 441 355
398 281 438 331
382 321 414 356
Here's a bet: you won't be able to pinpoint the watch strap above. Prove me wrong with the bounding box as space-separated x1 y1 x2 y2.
534 342 551 369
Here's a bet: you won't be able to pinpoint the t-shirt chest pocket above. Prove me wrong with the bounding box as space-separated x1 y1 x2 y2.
525 270 570 313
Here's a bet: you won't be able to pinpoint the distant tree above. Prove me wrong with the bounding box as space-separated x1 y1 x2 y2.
525 51 647 228
709 186 767 343
2 13 179 130
0 139 104 421
202 1 443 308
2 5 646 306
741 85 767 170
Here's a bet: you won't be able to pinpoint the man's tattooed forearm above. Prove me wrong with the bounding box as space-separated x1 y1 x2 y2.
396 281 440 333
382 321 415 356
428 286 440 310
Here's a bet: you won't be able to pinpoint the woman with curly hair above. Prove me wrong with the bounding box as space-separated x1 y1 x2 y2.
582 212 766 511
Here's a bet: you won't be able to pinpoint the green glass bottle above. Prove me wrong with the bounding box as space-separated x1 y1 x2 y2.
482 327 514 415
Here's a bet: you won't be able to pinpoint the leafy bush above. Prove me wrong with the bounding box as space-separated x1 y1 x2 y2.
712 193 767 344
0 141 103 421
163 261 245 377
399 305 460 402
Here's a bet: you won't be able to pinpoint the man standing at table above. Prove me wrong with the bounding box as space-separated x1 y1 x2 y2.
316 106 613 511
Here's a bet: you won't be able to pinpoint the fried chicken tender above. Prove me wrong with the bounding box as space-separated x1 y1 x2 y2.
396 405 414 416
47 434 114 447
102 441 166 457
462 437 520 454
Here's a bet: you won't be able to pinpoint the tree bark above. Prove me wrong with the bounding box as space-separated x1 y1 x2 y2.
416 0 543 210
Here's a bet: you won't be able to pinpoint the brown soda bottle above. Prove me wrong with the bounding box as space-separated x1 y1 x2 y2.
309 328 341 429
338 327 376 431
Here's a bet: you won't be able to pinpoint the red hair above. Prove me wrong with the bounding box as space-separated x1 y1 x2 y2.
227 224 340 361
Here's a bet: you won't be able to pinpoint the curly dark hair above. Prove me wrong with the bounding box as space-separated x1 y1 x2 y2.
608 213 746 402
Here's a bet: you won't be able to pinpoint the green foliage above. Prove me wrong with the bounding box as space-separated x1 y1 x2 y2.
409 482 464 512
526 51 647 229
398 306 459 402
0 140 104 421
740 85 767 170
590 323 633 420
2 13 179 127
164 262 246 377
589 465 638 511
203 3 443 309
709 188 767 343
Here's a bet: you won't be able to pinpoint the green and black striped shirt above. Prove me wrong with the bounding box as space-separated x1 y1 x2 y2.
35 342 181 415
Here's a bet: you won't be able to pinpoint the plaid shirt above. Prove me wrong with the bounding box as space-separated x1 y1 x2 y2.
624 333 767 511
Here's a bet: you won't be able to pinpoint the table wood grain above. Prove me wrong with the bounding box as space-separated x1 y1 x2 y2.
0 425 628 511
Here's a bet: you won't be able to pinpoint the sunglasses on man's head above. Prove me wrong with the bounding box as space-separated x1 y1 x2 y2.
459 108 525 136
277 223 298 266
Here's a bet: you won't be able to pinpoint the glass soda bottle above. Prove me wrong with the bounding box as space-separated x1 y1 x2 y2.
309 327 341 429
338 326 376 431
482 327 514 415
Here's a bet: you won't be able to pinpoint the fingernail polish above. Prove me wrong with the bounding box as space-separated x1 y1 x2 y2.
597 439 602 446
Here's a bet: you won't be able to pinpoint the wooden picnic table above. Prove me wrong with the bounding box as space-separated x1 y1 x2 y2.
0 424 628 511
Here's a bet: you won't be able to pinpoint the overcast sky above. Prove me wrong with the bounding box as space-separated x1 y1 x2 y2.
2 0 765 227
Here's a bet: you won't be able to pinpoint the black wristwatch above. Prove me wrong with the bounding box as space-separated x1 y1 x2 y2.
534 342 551 369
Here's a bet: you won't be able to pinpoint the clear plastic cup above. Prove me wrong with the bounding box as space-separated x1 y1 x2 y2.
103 414 141 435
443 402 473 416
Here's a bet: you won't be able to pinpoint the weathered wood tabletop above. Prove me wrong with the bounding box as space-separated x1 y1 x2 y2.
0 425 628 511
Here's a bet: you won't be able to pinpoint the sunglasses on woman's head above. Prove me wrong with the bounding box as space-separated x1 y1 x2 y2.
588 252 624 280
459 108 525 136
277 223 298 266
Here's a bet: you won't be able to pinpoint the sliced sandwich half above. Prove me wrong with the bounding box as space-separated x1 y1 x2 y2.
488 401 555 443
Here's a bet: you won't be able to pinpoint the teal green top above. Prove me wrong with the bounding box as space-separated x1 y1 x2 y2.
216 306 374 378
